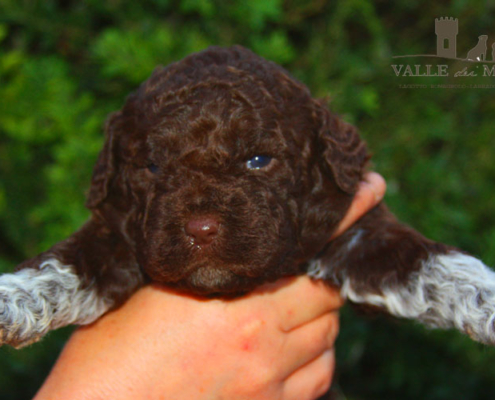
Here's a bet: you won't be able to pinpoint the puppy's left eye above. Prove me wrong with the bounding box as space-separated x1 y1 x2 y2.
246 155 273 170
147 163 159 173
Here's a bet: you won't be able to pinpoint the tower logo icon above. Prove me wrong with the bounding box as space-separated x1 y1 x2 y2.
435 17 458 59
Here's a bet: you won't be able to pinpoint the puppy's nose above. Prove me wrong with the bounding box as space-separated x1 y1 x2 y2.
185 217 220 246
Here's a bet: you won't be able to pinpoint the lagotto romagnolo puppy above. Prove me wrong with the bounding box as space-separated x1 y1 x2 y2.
1 45 495 349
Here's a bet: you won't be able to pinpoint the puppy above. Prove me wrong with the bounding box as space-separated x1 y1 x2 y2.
1 46 495 349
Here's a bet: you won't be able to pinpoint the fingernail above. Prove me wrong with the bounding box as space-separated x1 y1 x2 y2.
363 172 386 202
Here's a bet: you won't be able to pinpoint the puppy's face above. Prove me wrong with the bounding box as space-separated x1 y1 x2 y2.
87 48 367 295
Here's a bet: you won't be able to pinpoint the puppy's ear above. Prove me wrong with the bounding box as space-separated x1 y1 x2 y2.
315 203 495 345
298 103 369 258
315 100 369 194
1 218 144 348
86 111 121 209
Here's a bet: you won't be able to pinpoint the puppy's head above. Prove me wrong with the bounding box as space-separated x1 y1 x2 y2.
87 46 368 295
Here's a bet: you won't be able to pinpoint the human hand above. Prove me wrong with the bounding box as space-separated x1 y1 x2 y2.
34 278 343 400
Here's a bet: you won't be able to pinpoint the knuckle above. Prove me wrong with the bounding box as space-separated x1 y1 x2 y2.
236 316 267 351
326 312 340 345
236 365 277 398
312 374 332 399
314 315 335 348
253 357 277 383
310 353 335 399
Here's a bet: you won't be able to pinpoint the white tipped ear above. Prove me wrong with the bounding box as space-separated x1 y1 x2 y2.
342 251 495 345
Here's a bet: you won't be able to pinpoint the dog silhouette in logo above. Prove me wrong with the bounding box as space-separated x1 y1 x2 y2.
466 35 488 61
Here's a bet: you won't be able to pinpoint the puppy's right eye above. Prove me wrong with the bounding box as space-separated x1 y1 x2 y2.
246 155 273 170
147 163 159 173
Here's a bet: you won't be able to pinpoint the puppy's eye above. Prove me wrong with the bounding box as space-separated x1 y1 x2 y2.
147 163 159 173
246 155 273 170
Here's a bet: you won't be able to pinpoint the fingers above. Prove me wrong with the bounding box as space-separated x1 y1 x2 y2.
257 277 343 332
330 172 386 240
282 349 336 400
279 311 339 378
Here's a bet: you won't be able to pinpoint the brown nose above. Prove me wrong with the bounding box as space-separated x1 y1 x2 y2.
185 217 220 246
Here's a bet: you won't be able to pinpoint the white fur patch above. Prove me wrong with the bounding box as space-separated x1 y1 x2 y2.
341 252 495 344
307 258 326 280
0 259 112 348
346 229 364 251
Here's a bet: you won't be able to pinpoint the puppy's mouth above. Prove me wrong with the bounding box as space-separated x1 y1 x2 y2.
172 264 266 296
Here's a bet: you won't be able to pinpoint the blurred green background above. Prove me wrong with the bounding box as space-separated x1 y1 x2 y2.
1 0 495 398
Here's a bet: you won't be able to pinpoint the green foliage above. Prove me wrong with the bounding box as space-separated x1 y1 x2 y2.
93 24 212 84
1 0 495 398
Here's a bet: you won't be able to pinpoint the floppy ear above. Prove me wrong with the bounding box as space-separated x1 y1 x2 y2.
298 101 369 259
316 100 369 194
86 111 121 209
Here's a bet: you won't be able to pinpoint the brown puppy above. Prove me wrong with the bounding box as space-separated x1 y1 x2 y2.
2 46 495 348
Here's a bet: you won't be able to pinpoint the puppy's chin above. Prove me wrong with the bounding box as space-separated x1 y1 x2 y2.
173 266 264 296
